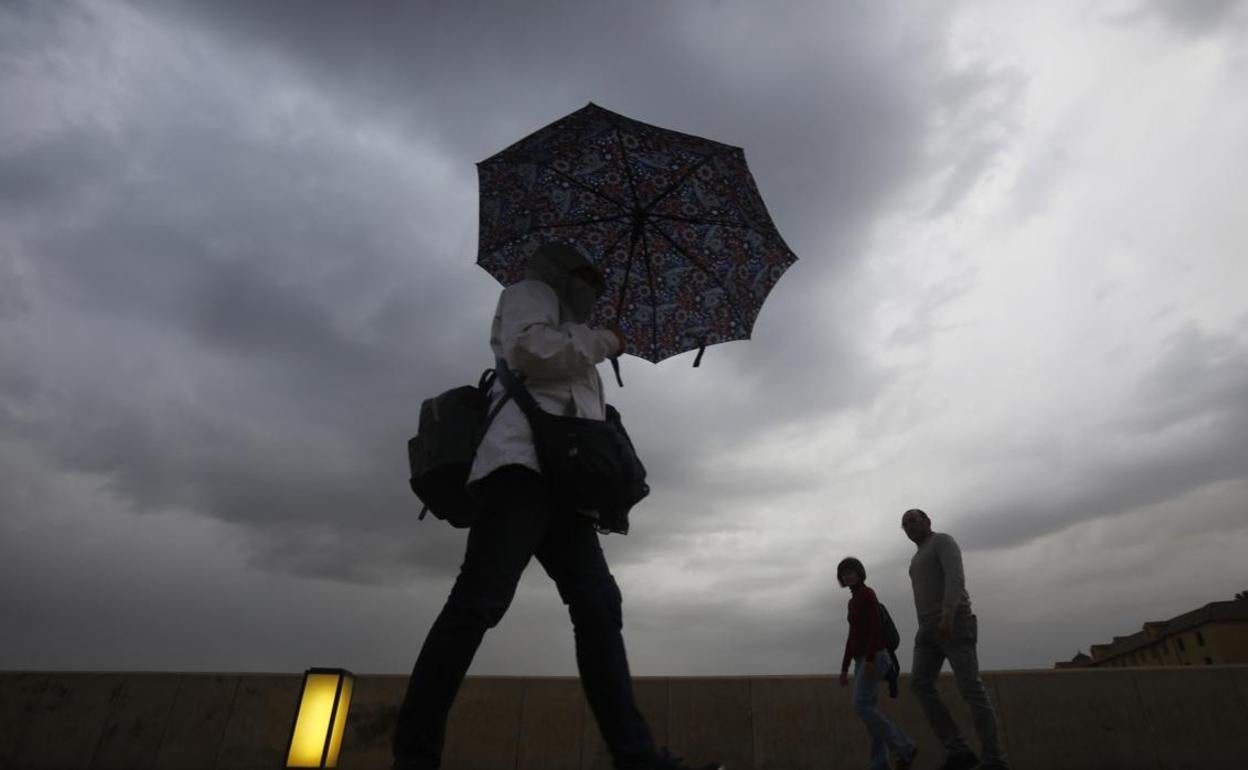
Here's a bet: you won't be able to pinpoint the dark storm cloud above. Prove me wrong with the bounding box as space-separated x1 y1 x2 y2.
1105 0 1246 40
0 263 31 322
1 2 490 582
1124 321 1248 432
955 321 1248 550
1 0 1012 594
1137 0 1245 37
0 126 119 213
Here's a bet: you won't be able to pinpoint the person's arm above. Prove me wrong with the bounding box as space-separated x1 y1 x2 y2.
937 535 966 630
499 283 620 377
841 595 855 674
840 599 854 685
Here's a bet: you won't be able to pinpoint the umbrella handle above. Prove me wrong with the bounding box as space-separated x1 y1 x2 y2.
693 342 706 368
609 356 624 387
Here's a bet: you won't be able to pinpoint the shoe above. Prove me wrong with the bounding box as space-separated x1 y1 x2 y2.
896 745 919 770
935 752 978 770
652 748 725 770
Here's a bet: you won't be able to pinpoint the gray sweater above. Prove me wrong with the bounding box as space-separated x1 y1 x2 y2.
908 532 972 626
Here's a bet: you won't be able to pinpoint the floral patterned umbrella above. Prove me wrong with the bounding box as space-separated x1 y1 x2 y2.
477 103 797 364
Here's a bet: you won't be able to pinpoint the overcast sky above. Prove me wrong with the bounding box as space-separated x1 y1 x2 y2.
3 0 1247 677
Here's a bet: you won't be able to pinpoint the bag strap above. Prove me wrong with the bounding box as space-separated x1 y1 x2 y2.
494 358 544 421
480 367 512 430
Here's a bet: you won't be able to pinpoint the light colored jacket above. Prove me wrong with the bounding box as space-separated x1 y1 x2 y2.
467 279 621 484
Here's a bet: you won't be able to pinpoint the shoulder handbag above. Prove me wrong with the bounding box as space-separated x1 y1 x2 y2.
494 358 648 534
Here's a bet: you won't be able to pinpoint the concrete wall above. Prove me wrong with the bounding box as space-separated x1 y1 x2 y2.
3 667 1247 770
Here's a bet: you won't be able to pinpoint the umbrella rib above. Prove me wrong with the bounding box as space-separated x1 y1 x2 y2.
610 224 638 324
648 213 759 229
598 110 647 353
608 116 642 212
536 214 631 229
640 225 660 361
641 149 739 215
645 219 751 337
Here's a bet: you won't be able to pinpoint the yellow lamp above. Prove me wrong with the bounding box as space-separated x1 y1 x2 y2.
285 667 355 768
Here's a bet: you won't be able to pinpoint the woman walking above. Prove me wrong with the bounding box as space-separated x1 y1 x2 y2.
838 557 919 770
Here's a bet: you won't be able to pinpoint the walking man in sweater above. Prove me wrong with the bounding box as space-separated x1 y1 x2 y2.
902 508 1010 770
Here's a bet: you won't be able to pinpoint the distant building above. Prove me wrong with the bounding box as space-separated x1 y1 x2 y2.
1056 598 1248 668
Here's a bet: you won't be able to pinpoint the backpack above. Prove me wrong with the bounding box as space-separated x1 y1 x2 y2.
879 602 901 651
879 602 902 698
407 368 508 528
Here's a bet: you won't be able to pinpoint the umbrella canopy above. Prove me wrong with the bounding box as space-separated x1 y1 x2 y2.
477 103 797 364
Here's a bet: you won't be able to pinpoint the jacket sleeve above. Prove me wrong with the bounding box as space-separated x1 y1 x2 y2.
841 602 853 674
936 535 966 620
498 282 620 378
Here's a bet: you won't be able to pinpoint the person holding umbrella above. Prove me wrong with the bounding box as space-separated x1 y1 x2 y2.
391 243 723 770
396 102 797 770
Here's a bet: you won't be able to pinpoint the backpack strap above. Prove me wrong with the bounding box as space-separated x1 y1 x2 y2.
480 367 512 431
494 358 544 421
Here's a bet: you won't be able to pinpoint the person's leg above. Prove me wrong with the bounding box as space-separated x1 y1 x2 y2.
910 628 975 761
945 614 1008 768
536 512 657 770
873 651 916 760
851 656 890 770
392 467 552 769
853 652 915 770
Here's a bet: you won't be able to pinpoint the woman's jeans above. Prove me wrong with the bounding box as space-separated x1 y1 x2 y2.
853 651 915 770
392 466 658 770
910 613 1007 766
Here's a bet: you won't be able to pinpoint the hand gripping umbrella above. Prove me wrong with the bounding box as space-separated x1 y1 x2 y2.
477 103 797 365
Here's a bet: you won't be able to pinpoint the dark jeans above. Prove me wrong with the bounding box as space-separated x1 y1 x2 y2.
910 613 1008 767
392 466 657 770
